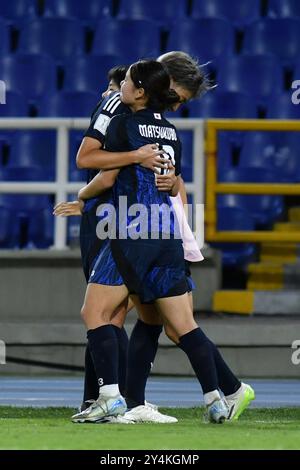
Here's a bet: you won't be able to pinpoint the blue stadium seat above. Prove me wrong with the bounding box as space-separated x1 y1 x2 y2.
186 91 257 118
217 132 236 178
218 167 284 226
216 55 283 106
43 0 112 25
116 0 187 28
167 18 235 64
266 93 300 119
177 130 193 182
243 19 300 67
0 194 51 212
63 55 123 94
28 208 54 248
268 0 300 18
0 206 19 248
0 0 36 23
1 166 51 181
0 18 10 56
38 91 99 117
69 130 87 181
0 54 57 102
0 91 28 116
0 193 53 248
238 132 276 169
18 19 85 63
7 131 56 180
92 19 161 63
215 206 256 267
269 132 300 182
191 0 260 28
237 131 299 182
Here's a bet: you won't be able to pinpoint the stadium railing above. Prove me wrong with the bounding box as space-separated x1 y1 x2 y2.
0 118 204 249
206 118 300 242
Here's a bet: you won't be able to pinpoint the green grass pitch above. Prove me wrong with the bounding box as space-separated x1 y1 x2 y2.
1 407 300 450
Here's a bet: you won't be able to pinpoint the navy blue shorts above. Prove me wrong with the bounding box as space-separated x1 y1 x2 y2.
111 238 189 303
185 261 196 292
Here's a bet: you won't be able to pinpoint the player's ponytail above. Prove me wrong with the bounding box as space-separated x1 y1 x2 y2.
130 60 180 112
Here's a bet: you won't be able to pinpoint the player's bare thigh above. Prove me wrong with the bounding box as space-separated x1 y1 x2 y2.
81 283 129 329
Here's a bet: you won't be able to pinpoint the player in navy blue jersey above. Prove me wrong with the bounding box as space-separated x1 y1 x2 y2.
71 60 254 425
57 55 254 423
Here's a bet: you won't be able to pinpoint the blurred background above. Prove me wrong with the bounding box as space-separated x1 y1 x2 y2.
0 0 300 382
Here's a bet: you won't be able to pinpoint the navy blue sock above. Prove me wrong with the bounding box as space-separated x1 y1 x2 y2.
179 327 219 394
126 319 163 409
87 325 119 388
83 344 99 402
209 340 241 396
112 325 129 397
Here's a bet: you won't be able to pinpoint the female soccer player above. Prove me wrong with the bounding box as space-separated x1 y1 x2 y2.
72 60 253 425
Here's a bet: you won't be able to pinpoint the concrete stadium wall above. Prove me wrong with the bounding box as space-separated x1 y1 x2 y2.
1 248 299 377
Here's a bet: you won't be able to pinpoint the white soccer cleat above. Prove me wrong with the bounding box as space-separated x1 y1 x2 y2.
144 401 158 411
225 382 255 421
102 415 135 424
206 399 229 424
124 404 178 423
71 394 126 423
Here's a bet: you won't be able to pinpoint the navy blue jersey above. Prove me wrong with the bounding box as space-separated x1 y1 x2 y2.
105 108 182 238
79 92 131 280
84 91 131 183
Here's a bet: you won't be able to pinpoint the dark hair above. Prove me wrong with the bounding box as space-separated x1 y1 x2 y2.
129 60 179 112
158 51 211 98
107 65 129 88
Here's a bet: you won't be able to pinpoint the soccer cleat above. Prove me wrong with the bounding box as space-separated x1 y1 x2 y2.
71 394 127 423
206 399 229 424
79 399 96 412
144 401 158 411
123 405 178 423
225 382 255 421
101 415 135 424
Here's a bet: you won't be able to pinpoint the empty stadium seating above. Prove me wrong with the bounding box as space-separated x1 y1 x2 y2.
0 0 299 254
18 18 86 63
43 0 112 25
63 55 122 94
0 54 57 102
268 0 300 18
216 55 283 106
92 19 161 62
266 93 300 119
191 0 260 28
38 91 99 117
116 0 187 27
186 91 257 118
0 0 36 24
218 167 284 226
167 18 235 65
243 18 300 68
0 91 28 116
216 206 256 267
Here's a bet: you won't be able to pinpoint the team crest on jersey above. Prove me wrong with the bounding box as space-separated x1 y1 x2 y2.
154 113 161 120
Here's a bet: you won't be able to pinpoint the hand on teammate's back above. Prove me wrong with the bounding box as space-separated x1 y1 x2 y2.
155 163 177 192
53 200 84 217
136 144 168 171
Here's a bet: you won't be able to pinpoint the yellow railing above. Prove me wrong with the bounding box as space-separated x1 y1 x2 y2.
205 119 300 242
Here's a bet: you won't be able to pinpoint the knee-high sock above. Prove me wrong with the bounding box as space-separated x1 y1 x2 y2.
112 325 129 397
83 344 99 402
87 325 119 390
179 328 219 394
82 326 129 402
209 340 241 396
126 319 163 409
